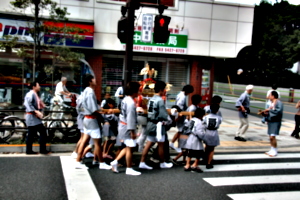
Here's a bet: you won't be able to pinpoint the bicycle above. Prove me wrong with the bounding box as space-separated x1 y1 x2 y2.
0 113 27 143
43 95 79 142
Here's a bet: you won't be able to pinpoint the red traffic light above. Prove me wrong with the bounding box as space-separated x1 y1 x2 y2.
159 18 165 27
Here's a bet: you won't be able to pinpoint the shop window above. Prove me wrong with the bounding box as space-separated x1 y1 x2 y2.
102 57 124 100
0 58 23 105
166 61 189 108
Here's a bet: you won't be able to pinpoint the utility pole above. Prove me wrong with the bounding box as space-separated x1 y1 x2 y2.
123 0 136 87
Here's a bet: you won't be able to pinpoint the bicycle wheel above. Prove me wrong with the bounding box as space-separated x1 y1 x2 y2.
48 120 68 141
14 119 27 142
0 119 15 142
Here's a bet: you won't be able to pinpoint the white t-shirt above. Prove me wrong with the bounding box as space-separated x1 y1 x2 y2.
55 82 68 96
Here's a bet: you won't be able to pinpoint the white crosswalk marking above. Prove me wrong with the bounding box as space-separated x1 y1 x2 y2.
204 175 300 186
60 156 101 200
202 153 300 199
227 192 300 200
213 153 300 160
202 162 300 172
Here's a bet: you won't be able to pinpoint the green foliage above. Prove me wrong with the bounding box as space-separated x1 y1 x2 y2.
2 0 87 79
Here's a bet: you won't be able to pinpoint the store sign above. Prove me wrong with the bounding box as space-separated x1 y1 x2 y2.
122 27 188 54
43 21 94 48
0 19 34 42
0 18 94 48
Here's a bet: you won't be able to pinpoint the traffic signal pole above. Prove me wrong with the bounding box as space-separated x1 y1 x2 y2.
122 2 168 87
123 0 136 87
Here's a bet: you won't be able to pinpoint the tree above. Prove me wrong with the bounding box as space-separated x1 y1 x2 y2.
252 0 300 87
1 0 87 81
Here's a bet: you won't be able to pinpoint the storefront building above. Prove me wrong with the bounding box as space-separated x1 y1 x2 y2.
0 0 254 107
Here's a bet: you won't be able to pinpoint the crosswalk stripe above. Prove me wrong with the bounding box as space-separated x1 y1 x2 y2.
202 162 300 172
204 174 300 186
213 153 300 160
60 156 101 200
227 191 300 200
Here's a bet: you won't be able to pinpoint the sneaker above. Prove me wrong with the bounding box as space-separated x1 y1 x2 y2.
169 142 175 150
160 162 173 169
92 160 100 165
40 151 51 155
184 167 191 171
171 159 180 166
139 162 153 170
71 151 77 159
99 162 112 170
85 152 94 158
26 151 38 155
169 143 182 152
239 137 247 142
265 149 273 155
110 160 119 173
234 136 241 141
206 164 214 169
125 168 141 176
268 151 278 157
191 167 203 173
75 162 89 169
150 157 160 163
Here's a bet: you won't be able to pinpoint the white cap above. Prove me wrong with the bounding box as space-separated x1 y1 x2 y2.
246 85 254 90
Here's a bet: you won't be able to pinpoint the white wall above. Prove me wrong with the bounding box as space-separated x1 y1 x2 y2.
0 0 254 58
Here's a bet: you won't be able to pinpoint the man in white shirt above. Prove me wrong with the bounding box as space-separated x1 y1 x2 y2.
55 77 71 103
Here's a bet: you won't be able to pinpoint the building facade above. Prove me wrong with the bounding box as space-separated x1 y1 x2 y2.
0 0 254 107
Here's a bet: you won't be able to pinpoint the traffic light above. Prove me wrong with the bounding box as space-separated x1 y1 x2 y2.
153 15 171 44
118 16 127 43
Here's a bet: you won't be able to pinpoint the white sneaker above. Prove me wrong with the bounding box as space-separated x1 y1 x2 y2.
169 142 182 153
75 162 89 169
268 151 278 157
85 152 94 158
110 160 119 173
92 161 99 165
265 150 272 155
160 162 173 169
71 152 77 159
169 142 176 150
126 168 141 176
99 162 112 170
139 162 153 170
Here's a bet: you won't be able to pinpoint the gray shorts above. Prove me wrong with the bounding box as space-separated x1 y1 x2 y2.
147 135 165 143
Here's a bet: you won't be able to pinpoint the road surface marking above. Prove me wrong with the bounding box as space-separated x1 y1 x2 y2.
227 191 300 200
202 162 300 172
204 174 300 186
213 153 300 160
60 156 101 200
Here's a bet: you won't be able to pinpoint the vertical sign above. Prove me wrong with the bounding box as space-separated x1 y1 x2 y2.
141 14 153 43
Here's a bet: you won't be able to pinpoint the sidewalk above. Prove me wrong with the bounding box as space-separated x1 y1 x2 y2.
168 108 300 152
1 108 300 153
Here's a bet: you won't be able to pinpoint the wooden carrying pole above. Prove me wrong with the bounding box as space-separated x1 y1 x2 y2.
100 109 195 116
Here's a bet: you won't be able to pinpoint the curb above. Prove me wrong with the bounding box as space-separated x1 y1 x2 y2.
0 144 76 153
0 143 299 154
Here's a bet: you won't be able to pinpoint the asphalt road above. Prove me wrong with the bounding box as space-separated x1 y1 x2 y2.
1 152 300 200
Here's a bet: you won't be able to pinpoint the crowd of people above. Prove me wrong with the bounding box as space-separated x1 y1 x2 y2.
23 74 292 175
70 74 224 175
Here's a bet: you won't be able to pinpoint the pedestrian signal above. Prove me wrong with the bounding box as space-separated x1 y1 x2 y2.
153 15 171 44
118 17 127 43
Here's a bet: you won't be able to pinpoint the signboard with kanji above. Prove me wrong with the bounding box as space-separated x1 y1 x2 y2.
121 27 188 54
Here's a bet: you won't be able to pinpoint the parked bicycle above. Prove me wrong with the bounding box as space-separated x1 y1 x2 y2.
0 111 27 143
43 94 79 142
